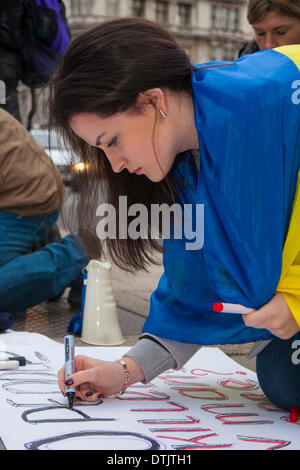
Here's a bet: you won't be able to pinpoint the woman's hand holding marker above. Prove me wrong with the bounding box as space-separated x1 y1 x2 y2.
58 355 145 402
214 293 300 340
213 303 254 314
242 293 300 340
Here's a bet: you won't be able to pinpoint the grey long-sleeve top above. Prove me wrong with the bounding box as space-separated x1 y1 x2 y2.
124 334 201 383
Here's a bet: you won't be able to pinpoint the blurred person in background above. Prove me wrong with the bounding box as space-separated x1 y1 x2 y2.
0 109 87 331
0 0 70 127
239 0 300 56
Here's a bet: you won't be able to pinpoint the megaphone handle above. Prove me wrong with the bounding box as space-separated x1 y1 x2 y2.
81 269 88 314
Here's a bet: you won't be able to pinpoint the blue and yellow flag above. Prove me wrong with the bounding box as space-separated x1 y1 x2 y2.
143 46 300 345
276 46 300 326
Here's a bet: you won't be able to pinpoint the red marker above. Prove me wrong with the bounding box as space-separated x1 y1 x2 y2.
212 302 271 359
289 407 300 423
213 302 255 314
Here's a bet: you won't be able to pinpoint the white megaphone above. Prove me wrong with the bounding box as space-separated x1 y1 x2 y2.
81 259 125 346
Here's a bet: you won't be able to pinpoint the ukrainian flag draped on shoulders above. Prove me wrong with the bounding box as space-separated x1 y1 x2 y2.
143 45 300 345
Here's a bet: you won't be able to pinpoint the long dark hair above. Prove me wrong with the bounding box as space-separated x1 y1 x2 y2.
49 17 193 272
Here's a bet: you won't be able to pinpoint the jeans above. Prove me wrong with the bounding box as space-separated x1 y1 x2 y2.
256 333 300 410
0 210 87 313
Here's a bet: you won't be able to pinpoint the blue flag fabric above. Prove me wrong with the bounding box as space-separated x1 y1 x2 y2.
143 48 300 345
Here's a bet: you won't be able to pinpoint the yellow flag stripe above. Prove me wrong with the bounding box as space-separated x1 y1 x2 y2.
277 170 300 326
274 45 300 326
274 45 300 71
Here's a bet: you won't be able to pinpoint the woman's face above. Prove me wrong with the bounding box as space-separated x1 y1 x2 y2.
252 10 300 49
70 107 177 183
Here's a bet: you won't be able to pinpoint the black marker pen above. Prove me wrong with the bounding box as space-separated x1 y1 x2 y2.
64 335 75 409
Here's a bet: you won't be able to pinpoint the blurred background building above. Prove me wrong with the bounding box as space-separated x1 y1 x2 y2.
19 0 253 127
65 0 252 62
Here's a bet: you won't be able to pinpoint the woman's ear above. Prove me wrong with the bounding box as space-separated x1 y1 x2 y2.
137 88 167 115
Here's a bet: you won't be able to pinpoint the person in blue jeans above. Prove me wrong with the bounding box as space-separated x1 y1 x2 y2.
0 108 87 331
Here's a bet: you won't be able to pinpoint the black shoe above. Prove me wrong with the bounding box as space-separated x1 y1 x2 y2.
0 312 15 332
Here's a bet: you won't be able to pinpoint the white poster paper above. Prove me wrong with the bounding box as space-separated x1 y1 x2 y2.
0 333 299 450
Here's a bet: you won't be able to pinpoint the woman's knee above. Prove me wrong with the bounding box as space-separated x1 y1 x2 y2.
256 335 300 410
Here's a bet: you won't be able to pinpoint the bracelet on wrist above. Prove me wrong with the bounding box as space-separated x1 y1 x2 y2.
117 358 130 395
